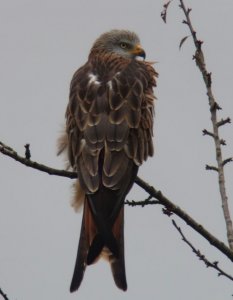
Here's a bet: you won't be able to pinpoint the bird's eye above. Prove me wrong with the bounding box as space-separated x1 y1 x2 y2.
120 42 127 49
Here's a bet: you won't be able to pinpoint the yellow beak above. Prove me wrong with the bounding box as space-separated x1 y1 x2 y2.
130 44 146 59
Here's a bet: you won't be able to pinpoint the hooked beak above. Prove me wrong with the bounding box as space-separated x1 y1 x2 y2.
130 44 146 60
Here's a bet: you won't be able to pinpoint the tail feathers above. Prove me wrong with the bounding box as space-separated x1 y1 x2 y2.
110 206 127 291
111 256 127 291
70 200 127 292
86 234 104 265
87 232 119 265
70 209 88 292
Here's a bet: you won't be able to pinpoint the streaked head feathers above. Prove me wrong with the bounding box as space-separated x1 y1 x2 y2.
90 29 146 60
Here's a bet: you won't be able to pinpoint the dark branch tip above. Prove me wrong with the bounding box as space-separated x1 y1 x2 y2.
205 165 219 172
162 207 173 216
222 157 233 167
220 139 227 146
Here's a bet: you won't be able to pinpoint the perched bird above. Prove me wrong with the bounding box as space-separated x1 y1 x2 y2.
58 29 158 292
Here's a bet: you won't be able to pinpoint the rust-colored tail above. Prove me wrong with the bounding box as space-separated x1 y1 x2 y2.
70 200 127 292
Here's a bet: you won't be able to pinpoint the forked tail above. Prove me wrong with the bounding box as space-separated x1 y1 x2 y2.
70 200 127 292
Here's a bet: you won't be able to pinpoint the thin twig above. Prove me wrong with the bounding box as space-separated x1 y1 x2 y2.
202 129 215 139
205 165 219 172
125 199 160 206
217 117 231 128
1 141 233 262
161 1 172 23
24 143 31 159
0 142 76 179
179 0 233 250
125 195 160 207
172 220 233 282
0 287 9 300
222 158 233 167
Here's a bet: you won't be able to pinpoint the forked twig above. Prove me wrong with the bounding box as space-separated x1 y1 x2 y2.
172 220 233 282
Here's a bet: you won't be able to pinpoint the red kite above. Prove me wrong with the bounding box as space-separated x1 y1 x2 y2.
58 29 158 292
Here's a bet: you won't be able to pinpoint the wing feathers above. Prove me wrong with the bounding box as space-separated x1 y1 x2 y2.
66 59 157 194
109 92 125 110
109 101 126 124
103 149 130 188
125 105 141 128
77 154 99 193
81 146 99 176
103 148 126 177
127 92 142 111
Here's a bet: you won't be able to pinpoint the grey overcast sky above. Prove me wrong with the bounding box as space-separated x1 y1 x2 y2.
1 1 233 299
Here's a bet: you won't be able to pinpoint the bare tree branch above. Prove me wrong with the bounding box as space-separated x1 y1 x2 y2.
125 195 160 207
172 220 233 282
135 176 233 262
179 0 233 250
125 199 160 206
0 287 9 300
1 140 233 262
161 1 172 23
0 141 76 179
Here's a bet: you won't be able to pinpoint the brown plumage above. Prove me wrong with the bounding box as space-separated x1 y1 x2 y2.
58 29 158 292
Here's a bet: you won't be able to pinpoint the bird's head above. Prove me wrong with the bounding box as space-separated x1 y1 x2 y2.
90 29 146 60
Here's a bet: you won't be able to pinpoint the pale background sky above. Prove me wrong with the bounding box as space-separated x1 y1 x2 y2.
1 1 233 299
